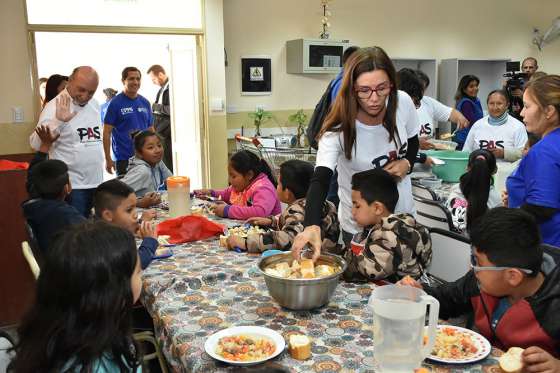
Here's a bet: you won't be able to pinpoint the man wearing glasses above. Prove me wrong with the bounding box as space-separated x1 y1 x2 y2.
399 207 560 372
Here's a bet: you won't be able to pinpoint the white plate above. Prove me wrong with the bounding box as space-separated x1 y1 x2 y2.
204 326 286 366
428 325 491 364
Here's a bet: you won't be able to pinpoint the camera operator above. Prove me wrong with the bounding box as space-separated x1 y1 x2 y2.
522 57 538 80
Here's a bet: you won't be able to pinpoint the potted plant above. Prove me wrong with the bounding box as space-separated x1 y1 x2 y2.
248 107 273 137
288 109 308 147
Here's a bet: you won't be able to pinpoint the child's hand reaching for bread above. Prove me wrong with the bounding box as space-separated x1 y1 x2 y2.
139 221 157 240
226 235 246 251
397 275 423 289
246 217 273 227
522 347 560 373
210 201 227 217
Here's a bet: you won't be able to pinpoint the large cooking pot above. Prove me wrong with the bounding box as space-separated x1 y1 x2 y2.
258 253 347 310
425 150 470 182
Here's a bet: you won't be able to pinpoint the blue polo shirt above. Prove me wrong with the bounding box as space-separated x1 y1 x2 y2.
507 128 560 246
104 92 153 161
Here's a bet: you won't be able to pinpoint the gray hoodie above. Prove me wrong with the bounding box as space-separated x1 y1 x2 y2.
121 156 172 197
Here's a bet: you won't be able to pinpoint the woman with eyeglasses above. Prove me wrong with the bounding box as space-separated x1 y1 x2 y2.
506 75 560 247
292 47 420 261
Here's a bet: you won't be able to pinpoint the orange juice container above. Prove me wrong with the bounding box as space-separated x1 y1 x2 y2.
167 176 190 217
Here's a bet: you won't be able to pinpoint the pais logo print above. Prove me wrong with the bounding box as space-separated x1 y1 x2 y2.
419 123 432 136
77 126 101 142
370 143 408 169
479 140 504 150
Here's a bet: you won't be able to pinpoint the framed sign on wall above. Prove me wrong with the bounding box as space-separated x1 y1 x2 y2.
241 55 271 95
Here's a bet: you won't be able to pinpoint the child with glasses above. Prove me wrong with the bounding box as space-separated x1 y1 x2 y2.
399 207 560 372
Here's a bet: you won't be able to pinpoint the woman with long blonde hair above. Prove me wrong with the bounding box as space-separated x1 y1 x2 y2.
292 46 420 260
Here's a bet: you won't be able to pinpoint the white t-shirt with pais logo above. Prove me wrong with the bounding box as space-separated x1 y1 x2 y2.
316 90 420 234
416 96 453 138
462 114 528 162
30 90 104 189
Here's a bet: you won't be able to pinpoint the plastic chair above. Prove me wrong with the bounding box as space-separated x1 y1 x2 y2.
134 331 169 373
412 181 438 201
0 330 15 373
427 227 472 283
22 241 40 280
414 196 455 231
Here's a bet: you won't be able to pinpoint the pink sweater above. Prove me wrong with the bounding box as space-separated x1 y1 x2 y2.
212 173 281 220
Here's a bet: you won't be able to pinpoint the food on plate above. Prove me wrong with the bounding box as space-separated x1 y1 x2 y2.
499 347 524 373
264 259 340 279
154 247 172 257
157 235 171 246
215 335 276 362
288 334 311 360
431 327 479 359
433 142 455 150
219 225 266 247
439 133 453 140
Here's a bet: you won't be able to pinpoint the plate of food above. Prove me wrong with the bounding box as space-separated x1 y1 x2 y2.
219 225 267 247
428 325 491 364
153 247 173 259
204 326 285 366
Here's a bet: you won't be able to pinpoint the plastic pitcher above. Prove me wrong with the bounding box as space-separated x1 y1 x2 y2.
167 176 191 218
369 285 439 372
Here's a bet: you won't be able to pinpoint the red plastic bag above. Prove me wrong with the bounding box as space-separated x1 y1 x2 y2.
0 160 29 171
156 215 225 244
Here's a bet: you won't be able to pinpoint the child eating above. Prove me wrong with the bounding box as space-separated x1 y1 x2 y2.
94 179 157 269
194 150 281 220
400 207 560 371
226 159 340 254
343 168 432 282
121 130 171 208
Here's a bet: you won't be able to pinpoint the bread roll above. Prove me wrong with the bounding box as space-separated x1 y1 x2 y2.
219 235 228 247
288 334 311 360
499 347 524 373
300 259 315 279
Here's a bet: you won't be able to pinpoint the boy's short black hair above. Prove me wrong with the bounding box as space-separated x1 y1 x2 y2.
397 68 424 105
279 160 314 199
93 179 134 217
134 130 162 153
30 160 69 199
415 69 430 90
351 168 399 212
471 207 542 277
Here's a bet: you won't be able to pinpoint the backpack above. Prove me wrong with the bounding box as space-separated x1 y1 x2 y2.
306 79 335 150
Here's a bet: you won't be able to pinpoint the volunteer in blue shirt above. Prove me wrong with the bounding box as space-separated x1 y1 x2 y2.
506 75 560 247
103 66 154 176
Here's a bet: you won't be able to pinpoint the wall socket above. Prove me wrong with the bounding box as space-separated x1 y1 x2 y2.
12 107 24 123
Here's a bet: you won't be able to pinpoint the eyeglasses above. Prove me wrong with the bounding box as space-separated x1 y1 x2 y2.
470 253 533 274
355 82 392 100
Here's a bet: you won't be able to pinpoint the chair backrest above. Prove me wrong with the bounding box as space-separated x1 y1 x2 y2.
427 227 472 283
414 196 455 231
0 330 15 373
22 241 40 280
542 244 560 265
412 181 437 201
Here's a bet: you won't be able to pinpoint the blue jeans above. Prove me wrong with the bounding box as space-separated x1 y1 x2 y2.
68 188 96 218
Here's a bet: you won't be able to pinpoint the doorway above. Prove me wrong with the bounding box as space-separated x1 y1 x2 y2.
33 32 204 187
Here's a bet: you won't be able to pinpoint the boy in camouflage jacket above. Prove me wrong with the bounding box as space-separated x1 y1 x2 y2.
227 160 340 254
343 169 432 283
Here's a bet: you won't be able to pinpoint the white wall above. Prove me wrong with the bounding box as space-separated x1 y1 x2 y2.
224 0 560 112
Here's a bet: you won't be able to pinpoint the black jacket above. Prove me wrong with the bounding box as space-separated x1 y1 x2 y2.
425 256 560 356
153 82 171 135
22 198 86 254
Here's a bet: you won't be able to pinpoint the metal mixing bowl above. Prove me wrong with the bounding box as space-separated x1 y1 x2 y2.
258 253 347 310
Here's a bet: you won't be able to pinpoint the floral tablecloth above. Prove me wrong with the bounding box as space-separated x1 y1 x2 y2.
141 208 502 373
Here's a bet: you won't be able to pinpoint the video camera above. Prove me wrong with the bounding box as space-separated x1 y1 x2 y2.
503 61 528 96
